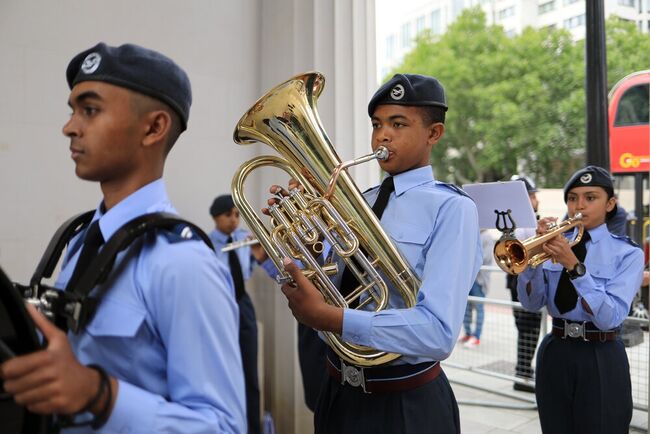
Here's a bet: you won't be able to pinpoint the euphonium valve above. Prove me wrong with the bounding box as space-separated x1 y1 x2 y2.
231 72 421 366
494 212 584 275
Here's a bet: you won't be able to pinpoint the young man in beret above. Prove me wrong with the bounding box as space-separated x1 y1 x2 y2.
208 194 277 434
0 43 245 433
505 175 542 393
273 73 482 433
517 165 644 433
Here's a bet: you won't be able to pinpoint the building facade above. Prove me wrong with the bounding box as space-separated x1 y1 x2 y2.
377 0 650 81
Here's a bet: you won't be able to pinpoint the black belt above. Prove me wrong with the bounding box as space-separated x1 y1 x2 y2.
552 318 618 342
326 350 441 393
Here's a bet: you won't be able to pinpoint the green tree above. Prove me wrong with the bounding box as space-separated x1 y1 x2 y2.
391 7 650 187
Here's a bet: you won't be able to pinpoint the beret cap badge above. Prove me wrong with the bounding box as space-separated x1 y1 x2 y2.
390 84 405 100
81 53 101 74
580 173 593 184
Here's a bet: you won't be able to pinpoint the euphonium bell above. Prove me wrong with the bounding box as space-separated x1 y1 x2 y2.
494 213 584 275
231 72 421 367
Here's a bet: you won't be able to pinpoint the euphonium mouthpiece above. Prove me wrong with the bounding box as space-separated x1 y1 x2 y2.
375 146 389 161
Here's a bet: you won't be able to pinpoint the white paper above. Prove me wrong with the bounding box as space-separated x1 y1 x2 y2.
462 181 537 230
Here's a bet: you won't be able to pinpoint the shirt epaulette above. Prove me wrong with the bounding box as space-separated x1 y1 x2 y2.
161 224 203 244
610 233 640 248
435 181 471 198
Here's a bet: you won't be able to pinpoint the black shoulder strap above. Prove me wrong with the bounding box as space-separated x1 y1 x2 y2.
23 211 213 333
73 212 213 297
65 212 213 332
29 210 95 287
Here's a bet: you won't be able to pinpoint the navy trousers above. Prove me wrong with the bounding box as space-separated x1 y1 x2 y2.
535 333 632 434
297 323 328 411
508 276 542 378
238 293 261 434
314 368 460 434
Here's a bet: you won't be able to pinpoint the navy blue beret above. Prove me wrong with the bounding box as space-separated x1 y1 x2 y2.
210 194 235 217
368 73 448 117
563 165 617 220
511 175 538 193
563 165 614 202
66 42 192 130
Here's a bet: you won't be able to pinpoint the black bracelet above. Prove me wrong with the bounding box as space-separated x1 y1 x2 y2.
80 364 107 414
55 364 113 430
87 364 112 430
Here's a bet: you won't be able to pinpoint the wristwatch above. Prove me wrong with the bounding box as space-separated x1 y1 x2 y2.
567 262 586 279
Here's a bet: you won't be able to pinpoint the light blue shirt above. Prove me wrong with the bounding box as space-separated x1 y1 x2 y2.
209 228 278 281
516 223 644 330
340 166 482 364
56 179 246 434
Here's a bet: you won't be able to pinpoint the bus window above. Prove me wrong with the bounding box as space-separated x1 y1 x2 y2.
614 84 649 126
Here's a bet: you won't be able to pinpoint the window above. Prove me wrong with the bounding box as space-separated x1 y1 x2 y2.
401 22 412 48
416 15 426 35
539 1 555 14
617 0 635 6
615 84 649 126
386 35 395 58
563 0 580 5
564 14 585 28
498 6 515 19
430 9 441 34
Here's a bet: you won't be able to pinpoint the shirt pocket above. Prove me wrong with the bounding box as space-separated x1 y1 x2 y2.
86 298 147 338
587 261 617 284
385 222 429 267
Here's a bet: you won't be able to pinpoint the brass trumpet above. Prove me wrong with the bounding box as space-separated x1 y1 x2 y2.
494 213 584 275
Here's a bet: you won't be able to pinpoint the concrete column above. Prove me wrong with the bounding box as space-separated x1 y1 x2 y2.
248 2 377 433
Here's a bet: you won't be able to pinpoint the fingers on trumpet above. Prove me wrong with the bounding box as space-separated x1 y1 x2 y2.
536 217 558 235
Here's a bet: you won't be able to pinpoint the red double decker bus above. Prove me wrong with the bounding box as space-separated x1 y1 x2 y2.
608 70 650 175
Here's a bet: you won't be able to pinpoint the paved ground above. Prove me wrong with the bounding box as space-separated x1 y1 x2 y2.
448 364 649 433
444 285 650 433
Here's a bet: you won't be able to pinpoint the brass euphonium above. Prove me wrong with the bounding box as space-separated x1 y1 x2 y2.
231 72 421 367
494 213 584 275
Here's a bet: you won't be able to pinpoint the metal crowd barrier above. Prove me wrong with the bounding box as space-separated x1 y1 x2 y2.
444 266 649 432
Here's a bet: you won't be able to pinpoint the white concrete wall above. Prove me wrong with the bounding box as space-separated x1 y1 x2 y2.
0 0 264 283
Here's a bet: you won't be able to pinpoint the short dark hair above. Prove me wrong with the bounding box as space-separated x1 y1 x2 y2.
130 93 182 155
419 106 446 125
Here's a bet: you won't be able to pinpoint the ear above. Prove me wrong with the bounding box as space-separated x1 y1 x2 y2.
427 122 445 146
142 110 172 148
606 195 617 213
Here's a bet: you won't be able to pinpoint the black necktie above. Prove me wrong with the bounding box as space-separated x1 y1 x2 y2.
339 177 395 303
554 231 591 313
66 220 104 292
371 176 395 220
227 236 246 301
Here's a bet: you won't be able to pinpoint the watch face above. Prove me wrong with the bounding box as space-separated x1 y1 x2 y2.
570 262 586 278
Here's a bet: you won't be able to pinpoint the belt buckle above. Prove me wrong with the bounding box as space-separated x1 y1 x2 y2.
340 360 369 393
563 320 587 341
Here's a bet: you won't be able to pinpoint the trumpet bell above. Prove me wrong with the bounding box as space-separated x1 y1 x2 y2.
493 238 528 275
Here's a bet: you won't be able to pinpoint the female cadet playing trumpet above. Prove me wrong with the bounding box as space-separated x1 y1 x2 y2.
516 165 644 434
